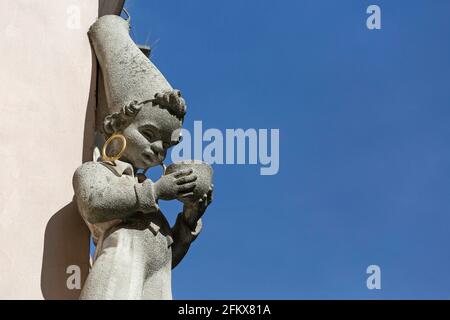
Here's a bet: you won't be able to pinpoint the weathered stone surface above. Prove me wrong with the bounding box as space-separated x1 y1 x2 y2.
88 15 173 133
73 15 213 300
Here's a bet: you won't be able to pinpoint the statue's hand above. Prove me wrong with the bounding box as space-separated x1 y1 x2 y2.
182 184 213 228
154 169 197 201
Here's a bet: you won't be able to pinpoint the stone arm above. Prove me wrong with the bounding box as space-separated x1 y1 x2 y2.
171 189 212 269
171 212 203 269
73 162 158 224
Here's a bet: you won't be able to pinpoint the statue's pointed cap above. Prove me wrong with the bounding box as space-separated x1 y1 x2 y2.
88 15 172 120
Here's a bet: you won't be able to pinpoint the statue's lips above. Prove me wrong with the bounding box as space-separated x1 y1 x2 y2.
142 151 164 166
142 152 156 163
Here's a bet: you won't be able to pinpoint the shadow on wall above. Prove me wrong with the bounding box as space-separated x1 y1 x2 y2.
40 30 98 301
40 0 125 300
40 202 91 300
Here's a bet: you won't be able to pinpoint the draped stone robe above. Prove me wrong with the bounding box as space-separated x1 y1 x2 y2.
73 160 202 300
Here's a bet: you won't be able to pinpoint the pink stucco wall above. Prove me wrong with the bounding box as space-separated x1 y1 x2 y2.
0 0 123 299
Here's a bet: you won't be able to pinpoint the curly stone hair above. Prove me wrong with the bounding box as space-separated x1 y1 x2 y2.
103 90 187 135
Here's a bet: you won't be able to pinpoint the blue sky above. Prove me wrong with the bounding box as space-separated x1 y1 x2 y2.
118 0 450 299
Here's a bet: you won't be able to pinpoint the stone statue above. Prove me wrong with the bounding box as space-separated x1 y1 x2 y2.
72 15 213 300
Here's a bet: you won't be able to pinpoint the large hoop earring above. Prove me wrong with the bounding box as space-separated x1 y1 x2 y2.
102 133 127 162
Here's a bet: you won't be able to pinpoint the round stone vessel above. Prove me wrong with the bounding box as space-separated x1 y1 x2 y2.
165 160 213 203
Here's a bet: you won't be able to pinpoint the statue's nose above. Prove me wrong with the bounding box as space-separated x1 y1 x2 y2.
151 141 166 161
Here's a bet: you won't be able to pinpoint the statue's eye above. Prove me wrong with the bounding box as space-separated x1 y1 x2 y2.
141 129 154 141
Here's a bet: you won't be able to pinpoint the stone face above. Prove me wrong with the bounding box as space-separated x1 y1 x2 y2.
73 15 214 300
